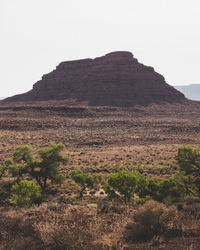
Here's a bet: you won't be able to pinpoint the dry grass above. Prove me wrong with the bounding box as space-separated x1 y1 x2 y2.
0 202 132 249
124 201 181 242
0 201 199 249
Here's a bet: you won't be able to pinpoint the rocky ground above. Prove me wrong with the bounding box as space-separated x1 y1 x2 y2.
0 100 200 164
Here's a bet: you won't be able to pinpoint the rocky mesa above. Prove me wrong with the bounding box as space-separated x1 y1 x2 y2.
4 51 185 106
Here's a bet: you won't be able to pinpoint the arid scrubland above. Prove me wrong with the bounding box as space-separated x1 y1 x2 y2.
0 102 200 249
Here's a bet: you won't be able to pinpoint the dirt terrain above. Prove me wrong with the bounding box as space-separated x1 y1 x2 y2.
0 100 200 166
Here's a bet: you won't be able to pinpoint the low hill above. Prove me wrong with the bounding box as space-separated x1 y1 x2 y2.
3 51 185 106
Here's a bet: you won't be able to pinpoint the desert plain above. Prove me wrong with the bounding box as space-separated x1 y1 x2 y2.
0 100 200 249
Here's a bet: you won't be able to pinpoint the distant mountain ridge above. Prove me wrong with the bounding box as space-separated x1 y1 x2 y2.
174 84 200 101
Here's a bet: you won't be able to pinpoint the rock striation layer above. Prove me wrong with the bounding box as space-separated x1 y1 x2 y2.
4 51 185 106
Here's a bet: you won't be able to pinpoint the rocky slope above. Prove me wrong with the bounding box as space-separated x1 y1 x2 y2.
174 84 200 101
4 51 185 106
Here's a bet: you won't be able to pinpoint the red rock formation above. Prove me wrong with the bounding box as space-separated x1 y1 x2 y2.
4 51 185 106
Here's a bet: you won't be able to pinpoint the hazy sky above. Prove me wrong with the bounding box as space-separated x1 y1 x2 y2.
1 0 200 97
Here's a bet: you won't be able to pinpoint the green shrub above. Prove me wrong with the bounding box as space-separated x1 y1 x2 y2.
135 195 152 205
7 145 33 181
69 169 102 198
146 177 161 201
11 180 42 207
104 170 148 203
0 165 5 179
158 174 187 202
175 146 200 197
176 146 200 175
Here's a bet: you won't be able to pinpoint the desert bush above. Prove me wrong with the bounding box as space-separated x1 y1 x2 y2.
145 177 161 201
36 203 129 250
158 174 187 202
34 207 95 249
69 169 102 198
97 200 123 214
0 213 35 237
182 203 200 220
11 180 42 207
104 170 148 203
124 200 180 242
140 174 190 203
3 236 41 250
0 212 38 250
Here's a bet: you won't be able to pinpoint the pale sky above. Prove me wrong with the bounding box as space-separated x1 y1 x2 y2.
1 0 200 97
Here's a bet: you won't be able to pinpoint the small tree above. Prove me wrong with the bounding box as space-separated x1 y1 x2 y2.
6 145 33 181
31 143 68 190
11 180 42 207
175 146 200 176
104 170 148 203
69 169 102 198
6 143 68 190
175 146 200 196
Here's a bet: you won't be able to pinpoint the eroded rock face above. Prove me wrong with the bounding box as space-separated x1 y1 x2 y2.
4 51 185 106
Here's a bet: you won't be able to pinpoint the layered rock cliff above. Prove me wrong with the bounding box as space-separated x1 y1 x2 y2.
4 51 185 106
